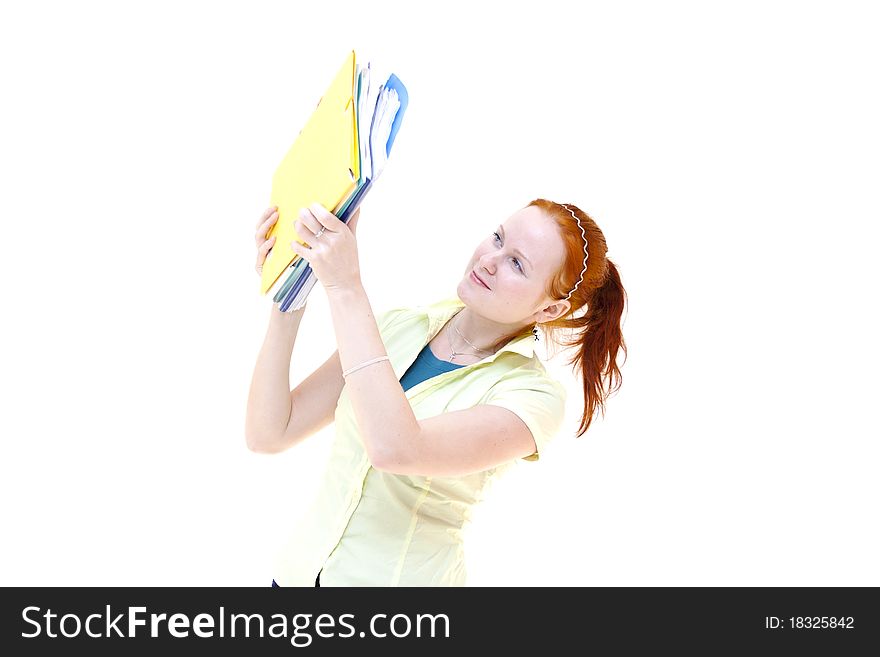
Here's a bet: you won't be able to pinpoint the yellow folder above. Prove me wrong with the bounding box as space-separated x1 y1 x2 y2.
261 51 360 294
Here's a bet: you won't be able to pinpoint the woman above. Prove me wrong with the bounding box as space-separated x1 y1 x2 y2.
247 198 627 586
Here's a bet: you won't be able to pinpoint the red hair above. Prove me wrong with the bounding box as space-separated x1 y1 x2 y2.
528 199 628 437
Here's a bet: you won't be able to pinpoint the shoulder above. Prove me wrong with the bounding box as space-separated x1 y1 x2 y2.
375 303 421 336
488 359 567 404
376 297 457 336
483 359 567 462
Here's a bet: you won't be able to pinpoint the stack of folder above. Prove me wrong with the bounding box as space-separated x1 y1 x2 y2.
260 50 409 311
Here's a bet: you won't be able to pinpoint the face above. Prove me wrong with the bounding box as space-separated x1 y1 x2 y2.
457 205 570 326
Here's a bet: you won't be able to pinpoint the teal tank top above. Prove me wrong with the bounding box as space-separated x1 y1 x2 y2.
399 343 465 391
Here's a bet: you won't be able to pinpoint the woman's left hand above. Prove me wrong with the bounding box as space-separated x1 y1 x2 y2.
290 203 362 293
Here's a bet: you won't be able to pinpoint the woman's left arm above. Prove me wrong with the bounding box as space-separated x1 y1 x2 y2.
328 284 544 477
325 283 420 466
290 203 419 468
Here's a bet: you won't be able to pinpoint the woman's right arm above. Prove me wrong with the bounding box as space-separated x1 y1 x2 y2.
245 206 345 453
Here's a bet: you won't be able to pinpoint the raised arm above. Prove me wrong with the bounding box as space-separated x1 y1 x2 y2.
245 305 345 453
245 206 344 453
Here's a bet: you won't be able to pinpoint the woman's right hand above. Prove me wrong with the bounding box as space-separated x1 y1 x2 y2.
255 205 279 277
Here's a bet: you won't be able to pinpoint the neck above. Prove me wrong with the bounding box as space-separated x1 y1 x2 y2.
450 308 529 354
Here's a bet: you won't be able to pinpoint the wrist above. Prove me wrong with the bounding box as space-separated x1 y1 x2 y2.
325 281 366 302
270 302 305 325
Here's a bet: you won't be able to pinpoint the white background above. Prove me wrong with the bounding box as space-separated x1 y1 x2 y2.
1 0 877 586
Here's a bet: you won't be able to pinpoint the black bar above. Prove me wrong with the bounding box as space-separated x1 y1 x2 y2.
1 587 877 654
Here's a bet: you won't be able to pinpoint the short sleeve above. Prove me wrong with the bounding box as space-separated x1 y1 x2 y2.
483 373 567 462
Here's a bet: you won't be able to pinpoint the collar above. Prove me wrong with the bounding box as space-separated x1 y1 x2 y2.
419 296 537 361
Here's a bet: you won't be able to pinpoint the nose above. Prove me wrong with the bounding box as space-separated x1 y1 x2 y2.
478 252 497 274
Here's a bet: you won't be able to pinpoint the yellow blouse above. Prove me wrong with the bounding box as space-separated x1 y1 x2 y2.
272 296 567 586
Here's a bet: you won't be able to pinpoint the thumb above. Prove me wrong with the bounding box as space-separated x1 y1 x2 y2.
347 208 361 236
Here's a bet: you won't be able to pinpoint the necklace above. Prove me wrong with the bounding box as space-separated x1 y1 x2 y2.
448 311 494 362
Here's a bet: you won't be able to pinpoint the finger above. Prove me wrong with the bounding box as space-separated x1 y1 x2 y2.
290 238 311 260
290 230 315 250
256 205 278 230
296 207 323 237
309 203 345 233
255 211 279 245
255 239 274 275
255 236 276 271
257 235 276 259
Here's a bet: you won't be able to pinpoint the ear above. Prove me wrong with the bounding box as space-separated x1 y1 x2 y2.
539 300 571 323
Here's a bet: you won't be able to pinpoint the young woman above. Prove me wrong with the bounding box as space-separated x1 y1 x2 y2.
248 198 627 586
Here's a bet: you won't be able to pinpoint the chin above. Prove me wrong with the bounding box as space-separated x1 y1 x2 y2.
458 277 482 301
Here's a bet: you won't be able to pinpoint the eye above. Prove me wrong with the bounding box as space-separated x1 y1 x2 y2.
492 231 524 273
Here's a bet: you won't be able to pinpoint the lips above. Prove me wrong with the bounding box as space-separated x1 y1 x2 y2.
471 271 490 290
